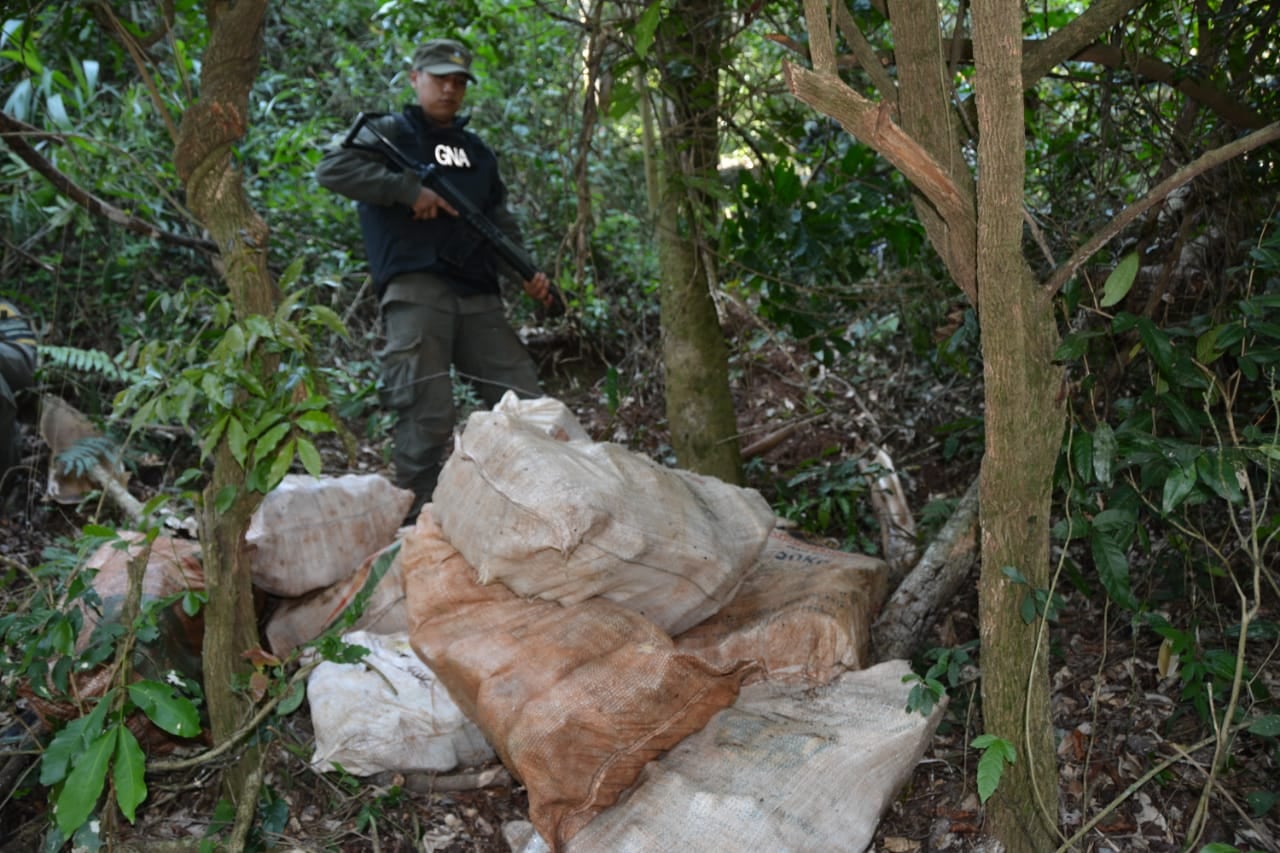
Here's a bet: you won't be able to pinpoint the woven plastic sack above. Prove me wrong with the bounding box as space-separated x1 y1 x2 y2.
265 540 406 657
516 661 946 853
674 530 889 684
247 473 413 597
491 391 591 442
432 405 776 635
308 630 494 776
402 509 756 851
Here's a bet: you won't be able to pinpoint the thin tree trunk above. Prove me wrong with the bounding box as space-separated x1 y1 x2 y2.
172 0 277 808
653 0 742 484
973 2 1063 848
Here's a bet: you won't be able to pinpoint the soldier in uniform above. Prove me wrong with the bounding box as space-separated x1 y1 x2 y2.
0 297 37 497
317 38 553 521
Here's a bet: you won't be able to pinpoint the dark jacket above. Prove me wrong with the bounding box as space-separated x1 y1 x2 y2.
0 299 36 408
316 106 526 297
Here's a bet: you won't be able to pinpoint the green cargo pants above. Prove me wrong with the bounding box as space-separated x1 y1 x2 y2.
378 274 542 516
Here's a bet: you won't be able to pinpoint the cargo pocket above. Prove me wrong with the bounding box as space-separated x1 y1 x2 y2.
376 338 420 412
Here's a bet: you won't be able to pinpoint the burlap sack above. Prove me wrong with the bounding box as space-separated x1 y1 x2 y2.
491 391 591 442
308 630 494 776
432 405 776 635
264 541 406 657
246 473 414 597
530 661 946 853
674 530 889 684
403 509 756 851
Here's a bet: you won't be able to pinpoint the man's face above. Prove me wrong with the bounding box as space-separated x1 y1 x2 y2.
411 70 470 124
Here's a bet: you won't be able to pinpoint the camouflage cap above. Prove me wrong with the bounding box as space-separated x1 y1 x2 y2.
412 39 477 83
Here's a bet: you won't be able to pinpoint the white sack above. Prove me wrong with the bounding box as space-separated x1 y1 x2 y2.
515 660 945 853
433 403 777 635
308 631 494 776
247 474 414 597
492 391 591 442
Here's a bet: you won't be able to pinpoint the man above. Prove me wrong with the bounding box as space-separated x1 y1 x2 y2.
317 38 553 519
0 297 37 496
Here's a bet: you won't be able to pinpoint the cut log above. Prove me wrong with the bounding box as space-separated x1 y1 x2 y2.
871 478 979 661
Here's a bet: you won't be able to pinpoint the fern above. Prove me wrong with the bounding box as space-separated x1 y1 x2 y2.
55 435 119 478
38 345 143 383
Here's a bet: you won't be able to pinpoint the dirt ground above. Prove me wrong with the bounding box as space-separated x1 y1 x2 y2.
1 308 1276 852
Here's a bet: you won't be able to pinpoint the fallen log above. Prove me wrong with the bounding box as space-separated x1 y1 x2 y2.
871 477 979 661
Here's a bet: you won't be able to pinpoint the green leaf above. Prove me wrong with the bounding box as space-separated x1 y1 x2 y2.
226 417 249 465
1089 528 1138 610
265 438 296 489
971 735 1015 803
1001 566 1029 586
634 1 663 57
112 726 147 822
1020 594 1037 625
1195 324 1225 364
215 485 237 514
1069 429 1093 482
306 305 347 337
1196 453 1244 504
246 411 284 440
277 257 306 290
41 715 94 786
294 410 335 434
182 590 206 617
296 437 323 476
127 680 201 738
277 681 306 716
1135 317 1176 378
1247 714 1280 737
251 422 291 466
1053 329 1102 362
1100 252 1139 307
1247 790 1278 817
55 726 117 837
1092 422 1116 487
1161 464 1198 514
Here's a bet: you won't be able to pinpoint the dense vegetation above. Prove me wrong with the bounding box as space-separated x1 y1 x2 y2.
1 1 1276 850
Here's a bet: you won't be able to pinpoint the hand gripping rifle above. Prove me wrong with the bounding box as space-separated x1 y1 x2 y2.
341 112 565 317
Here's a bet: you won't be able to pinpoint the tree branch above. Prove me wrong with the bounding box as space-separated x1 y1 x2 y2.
785 62 977 302
1022 0 1144 84
1046 121 1280 295
1062 43 1267 130
0 112 218 255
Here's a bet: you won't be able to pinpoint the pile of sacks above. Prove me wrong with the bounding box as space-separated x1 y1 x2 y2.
72 394 945 852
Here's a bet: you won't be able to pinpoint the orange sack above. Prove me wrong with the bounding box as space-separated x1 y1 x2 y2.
402 509 756 851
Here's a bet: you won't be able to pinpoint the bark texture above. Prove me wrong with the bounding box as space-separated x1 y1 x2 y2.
653 0 743 485
172 0 277 807
972 2 1063 848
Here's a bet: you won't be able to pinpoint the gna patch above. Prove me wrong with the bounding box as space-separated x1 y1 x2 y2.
433 144 473 168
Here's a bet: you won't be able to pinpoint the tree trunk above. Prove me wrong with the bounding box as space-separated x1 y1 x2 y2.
884 0 978 301
973 2 1063 848
653 0 742 484
172 0 277 807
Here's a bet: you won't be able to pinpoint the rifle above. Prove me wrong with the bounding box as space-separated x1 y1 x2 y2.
341 111 565 317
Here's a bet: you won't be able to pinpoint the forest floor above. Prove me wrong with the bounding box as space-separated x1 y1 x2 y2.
0 300 1276 852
